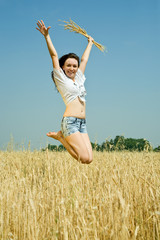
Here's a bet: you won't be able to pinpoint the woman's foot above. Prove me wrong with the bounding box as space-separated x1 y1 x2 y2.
46 130 63 140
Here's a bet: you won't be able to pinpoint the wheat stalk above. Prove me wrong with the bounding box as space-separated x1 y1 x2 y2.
59 19 107 53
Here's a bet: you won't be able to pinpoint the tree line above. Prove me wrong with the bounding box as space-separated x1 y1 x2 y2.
43 136 160 152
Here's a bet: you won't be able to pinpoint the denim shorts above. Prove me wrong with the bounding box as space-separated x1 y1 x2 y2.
61 117 87 138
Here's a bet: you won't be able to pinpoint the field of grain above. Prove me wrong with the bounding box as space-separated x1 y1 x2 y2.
0 150 159 240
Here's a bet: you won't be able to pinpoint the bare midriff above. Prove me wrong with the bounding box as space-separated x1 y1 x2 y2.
63 97 86 119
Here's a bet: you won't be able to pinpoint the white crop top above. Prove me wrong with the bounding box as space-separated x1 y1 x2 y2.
51 68 87 106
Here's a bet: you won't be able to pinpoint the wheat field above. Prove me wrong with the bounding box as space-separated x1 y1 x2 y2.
0 150 159 240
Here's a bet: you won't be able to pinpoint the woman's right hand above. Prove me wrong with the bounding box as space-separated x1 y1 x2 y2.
36 20 51 37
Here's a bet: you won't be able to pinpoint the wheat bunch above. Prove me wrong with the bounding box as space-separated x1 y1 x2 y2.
59 19 107 53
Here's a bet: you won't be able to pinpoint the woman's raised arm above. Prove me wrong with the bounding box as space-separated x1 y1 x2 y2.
36 20 60 70
79 36 94 74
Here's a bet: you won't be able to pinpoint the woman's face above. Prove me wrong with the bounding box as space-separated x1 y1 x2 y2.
62 58 78 80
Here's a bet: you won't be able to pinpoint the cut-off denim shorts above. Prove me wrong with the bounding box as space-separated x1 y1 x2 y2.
61 117 87 138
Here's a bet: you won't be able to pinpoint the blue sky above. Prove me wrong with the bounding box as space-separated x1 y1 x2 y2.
0 0 160 150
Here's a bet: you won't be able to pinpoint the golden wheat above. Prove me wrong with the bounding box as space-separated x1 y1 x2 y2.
59 19 107 53
0 150 160 239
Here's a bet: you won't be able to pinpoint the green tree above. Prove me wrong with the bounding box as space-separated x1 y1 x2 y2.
153 146 160 152
58 145 66 152
101 139 114 151
124 138 139 151
114 136 125 151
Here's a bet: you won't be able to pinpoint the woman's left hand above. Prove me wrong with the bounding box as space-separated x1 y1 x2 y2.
87 36 94 44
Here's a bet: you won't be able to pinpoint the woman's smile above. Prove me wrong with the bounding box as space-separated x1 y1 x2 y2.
62 58 78 80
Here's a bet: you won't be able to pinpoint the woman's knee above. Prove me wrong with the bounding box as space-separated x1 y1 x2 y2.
79 153 93 164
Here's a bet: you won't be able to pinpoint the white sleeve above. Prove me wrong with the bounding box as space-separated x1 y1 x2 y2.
52 68 66 84
76 68 86 83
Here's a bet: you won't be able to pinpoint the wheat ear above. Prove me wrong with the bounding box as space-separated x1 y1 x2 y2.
59 19 107 53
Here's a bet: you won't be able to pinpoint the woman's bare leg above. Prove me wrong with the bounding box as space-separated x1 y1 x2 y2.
46 131 92 164
80 133 93 161
65 132 92 164
46 131 78 160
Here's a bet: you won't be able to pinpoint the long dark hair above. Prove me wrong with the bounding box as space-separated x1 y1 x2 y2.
51 53 80 91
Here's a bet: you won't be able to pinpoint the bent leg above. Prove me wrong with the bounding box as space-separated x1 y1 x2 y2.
65 132 92 164
47 131 92 164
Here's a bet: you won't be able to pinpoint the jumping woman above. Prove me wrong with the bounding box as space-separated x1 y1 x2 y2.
36 20 94 164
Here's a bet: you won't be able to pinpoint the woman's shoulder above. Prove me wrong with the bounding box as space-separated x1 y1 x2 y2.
51 68 67 84
52 68 66 79
52 67 64 75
